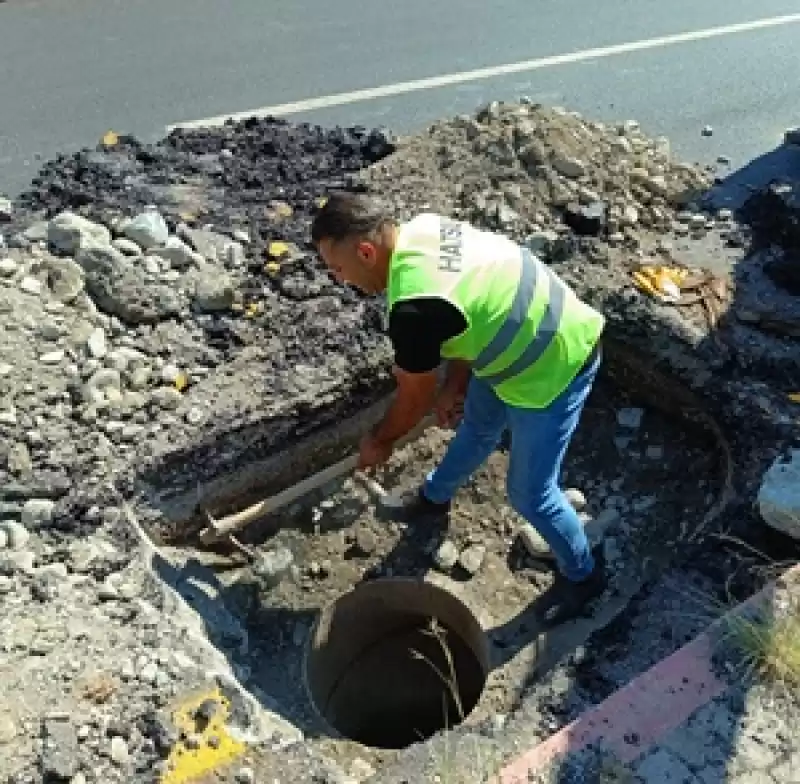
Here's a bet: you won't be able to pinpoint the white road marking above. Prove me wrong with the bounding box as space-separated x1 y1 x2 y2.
168 13 800 130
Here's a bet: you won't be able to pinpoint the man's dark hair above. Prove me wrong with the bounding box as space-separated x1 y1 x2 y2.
311 191 396 246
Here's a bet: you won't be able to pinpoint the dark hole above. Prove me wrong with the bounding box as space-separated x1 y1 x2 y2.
320 617 486 749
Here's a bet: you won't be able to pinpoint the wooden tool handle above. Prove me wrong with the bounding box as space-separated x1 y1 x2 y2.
199 414 436 543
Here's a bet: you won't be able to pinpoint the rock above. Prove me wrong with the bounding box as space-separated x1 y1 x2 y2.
353 527 377 557
48 211 111 254
552 154 587 179
19 275 42 295
235 767 256 784
564 488 587 512
433 540 459 571
458 544 486 575
701 125 714 137
86 367 122 400
44 257 85 303
0 196 12 222
122 209 169 250
0 529 6 550
40 350 65 364
563 201 607 236
0 257 18 277
645 445 664 459
110 735 130 766
0 714 17 744
525 229 559 256
181 228 245 265
758 450 800 540
785 127 800 147
0 407 17 425
87 327 107 358
154 236 198 269
193 270 235 312
8 442 32 474
21 498 56 527
41 717 80 781
617 407 644 428
160 364 182 385
112 238 142 256
76 240 185 324
517 522 551 559
252 546 295 590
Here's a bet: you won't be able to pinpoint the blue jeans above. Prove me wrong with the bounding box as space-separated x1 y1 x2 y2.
423 348 601 582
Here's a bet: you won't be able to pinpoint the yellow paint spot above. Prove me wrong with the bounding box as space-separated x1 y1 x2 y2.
316 196 328 208
245 302 261 318
265 261 280 274
101 130 119 147
267 241 290 259
160 688 245 784
789 393 800 404
174 372 189 393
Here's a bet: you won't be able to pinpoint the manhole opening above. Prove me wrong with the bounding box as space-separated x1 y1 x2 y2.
304 578 490 750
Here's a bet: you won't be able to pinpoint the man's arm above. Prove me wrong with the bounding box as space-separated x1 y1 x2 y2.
372 297 468 448
443 359 471 395
371 366 439 446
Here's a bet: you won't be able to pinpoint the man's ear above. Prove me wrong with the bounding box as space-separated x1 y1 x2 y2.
356 240 377 267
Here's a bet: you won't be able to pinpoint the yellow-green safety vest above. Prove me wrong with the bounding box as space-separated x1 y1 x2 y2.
386 213 604 409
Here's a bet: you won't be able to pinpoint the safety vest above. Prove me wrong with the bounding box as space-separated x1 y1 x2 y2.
386 213 605 409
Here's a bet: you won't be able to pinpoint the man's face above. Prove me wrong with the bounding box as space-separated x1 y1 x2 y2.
317 236 384 294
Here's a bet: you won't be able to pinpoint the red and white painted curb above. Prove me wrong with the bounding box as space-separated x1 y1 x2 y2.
496 563 800 782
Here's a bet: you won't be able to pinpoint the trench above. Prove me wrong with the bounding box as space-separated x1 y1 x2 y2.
132 340 742 776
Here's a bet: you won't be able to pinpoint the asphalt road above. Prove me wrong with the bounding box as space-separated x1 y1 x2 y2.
1 0 800 197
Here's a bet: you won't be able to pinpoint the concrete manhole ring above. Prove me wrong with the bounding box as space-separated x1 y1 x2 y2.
303 577 490 750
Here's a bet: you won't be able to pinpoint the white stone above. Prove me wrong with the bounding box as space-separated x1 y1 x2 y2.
87 328 107 359
459 544 486 575
109 736 129 766
39 350 64 365
758 450 800 540
564 488 587 512
21 499 55 527
154 236 197 269
433 540 459 571
0 257 18 277
111 238 141 257
19 276 42 295
48 212 111 254
160 364 181 385
122 209 169 250
0 363 12 376
0 407 17 425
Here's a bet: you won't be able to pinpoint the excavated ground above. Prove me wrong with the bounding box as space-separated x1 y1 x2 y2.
144 361 725 777
1 103 798 784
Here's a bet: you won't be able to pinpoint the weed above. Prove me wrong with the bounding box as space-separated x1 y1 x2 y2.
409 617 501 783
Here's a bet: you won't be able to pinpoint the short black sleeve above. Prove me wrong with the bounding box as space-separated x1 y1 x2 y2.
388 297 467 373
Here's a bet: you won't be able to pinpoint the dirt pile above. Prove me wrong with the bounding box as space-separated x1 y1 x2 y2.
361 101 716 251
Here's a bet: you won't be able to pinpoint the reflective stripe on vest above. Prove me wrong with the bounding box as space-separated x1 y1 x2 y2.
472 249 565 387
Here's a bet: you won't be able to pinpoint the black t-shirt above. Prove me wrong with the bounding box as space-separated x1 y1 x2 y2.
388 297 467 373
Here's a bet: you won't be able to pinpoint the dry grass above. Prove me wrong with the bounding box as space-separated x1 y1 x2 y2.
720 590 800 689
667 534 800 694
409 618 501 784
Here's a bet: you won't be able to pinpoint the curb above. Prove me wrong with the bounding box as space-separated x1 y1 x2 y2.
496 562 800 782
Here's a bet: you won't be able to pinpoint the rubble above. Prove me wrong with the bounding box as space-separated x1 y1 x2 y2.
0 100 797 784
758 450 800 540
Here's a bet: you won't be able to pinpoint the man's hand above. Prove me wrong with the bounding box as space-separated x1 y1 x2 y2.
357 432 394 470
